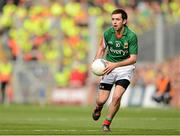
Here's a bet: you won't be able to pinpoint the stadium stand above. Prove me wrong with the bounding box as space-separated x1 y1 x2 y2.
0 0 179 107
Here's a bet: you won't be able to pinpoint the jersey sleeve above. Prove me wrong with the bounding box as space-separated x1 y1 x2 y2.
129 34 138 54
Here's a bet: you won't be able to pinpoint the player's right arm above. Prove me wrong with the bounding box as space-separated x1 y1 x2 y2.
94 37 106 60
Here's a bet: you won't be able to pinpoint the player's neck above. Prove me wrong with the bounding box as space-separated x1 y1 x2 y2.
116 26 124 39
116 26 124 35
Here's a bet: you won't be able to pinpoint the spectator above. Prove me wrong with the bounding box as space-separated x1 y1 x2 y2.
24 45 43 61
0 57 12 103
152 69 174 105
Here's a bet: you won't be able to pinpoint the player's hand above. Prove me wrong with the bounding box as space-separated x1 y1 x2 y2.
103 61 117 75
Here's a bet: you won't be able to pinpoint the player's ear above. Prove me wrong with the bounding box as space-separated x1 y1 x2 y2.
123 19 127 25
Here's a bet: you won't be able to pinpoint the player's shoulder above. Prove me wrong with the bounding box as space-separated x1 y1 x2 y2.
126 26 137 38
104 27 114 37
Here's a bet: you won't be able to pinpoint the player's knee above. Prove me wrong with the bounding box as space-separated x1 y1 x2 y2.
96 99 106 106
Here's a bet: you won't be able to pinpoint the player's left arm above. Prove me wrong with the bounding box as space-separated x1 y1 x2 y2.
104 54 137 74
115 54 137 67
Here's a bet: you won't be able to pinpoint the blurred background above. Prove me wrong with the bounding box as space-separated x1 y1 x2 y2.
0 0 179 108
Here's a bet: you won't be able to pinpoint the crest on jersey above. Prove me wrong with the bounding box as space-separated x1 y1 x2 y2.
124 42 128 48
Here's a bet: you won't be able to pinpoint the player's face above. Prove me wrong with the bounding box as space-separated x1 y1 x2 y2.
111 14 126 31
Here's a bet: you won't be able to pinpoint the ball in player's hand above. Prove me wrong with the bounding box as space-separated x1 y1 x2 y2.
91 59 106 76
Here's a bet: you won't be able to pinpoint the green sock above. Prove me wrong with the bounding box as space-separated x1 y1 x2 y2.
106 117 112 122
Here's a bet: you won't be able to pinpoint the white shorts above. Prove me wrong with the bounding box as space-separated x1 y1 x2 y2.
100 65 135 84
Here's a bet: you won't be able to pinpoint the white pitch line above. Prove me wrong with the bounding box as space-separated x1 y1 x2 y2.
1 117 179 122
0 129 98 132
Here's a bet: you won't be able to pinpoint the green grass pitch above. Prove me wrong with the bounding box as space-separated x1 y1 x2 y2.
0 104 179 135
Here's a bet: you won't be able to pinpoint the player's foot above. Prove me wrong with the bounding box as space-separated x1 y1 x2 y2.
92 106 102 121
102 124 111 132
102 119 111 132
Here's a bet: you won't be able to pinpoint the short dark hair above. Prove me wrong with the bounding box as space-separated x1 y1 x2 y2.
111 8 128 20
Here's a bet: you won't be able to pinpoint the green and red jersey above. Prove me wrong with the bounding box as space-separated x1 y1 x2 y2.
103 26 138 62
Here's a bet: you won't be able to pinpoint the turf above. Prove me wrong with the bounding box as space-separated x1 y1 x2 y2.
0 104 179 135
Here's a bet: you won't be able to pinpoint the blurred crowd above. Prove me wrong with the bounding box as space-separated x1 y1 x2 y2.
141 55 180 106
0 0 179 105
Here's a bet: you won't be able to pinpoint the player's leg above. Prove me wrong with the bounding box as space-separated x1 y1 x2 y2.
102 79 130 131
92 83 113 121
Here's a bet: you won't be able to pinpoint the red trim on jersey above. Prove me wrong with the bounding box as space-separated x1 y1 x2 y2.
116 33 123 39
